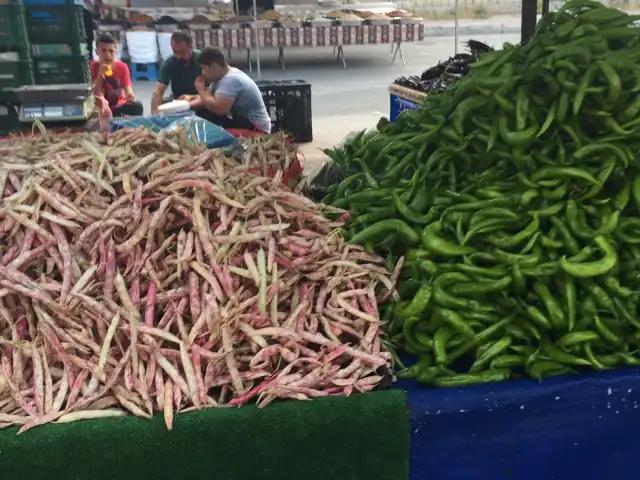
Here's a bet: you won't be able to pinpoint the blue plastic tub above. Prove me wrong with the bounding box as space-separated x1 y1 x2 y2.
390 94 420 122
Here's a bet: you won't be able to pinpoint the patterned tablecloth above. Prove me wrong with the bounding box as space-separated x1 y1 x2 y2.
188 23 424 50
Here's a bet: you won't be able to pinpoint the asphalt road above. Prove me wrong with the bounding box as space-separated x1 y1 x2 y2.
132 33 520 164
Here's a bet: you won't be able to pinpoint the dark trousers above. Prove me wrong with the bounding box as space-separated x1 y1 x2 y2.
111 102 144 117
195 110 256 130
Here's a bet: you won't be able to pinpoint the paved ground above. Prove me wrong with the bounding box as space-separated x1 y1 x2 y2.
131 33 520 171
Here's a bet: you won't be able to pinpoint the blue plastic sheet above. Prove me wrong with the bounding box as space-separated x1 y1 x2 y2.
109 115 237 149
402 367 640 480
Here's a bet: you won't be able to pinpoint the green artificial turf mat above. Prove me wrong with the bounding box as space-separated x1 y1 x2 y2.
0 389 409 480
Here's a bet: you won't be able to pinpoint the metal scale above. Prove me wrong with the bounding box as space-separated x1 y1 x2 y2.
12 84 94 123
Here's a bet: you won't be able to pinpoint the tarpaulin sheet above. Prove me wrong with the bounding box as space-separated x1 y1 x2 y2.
401 367 640 480
109 115 237 149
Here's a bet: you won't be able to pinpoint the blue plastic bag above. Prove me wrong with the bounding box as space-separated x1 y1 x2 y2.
109 114 237 149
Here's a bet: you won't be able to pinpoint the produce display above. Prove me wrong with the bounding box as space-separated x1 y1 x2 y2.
0 127 393 432
393 40 492 94
322 0 640 386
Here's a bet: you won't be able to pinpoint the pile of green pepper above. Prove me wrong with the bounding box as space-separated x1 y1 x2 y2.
323 0 640 387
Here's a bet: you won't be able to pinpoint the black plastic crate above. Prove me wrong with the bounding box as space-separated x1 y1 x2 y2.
0 5 29 49
0 58 34 89
256 80 312 143
25 5 86 43
31 42 89 57
0 103 19 136
33 54 89 84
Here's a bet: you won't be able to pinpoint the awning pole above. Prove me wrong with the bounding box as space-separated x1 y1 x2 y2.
454 0 459 54
253 0 261 80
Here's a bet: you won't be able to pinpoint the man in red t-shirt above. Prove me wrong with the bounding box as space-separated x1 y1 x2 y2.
91 33 143 117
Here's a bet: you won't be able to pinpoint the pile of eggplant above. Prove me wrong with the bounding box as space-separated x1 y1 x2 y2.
393 39 492 93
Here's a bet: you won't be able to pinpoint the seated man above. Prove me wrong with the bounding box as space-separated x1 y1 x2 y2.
150 31 202 115
193 47 271 133
90 33 143 117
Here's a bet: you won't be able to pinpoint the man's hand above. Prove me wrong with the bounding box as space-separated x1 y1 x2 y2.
194 76 207 94
178 94 196 101
97 63 110 78
125 90 136 104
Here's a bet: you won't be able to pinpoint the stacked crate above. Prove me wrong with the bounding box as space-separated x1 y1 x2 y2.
0 1 31 134
24 0 90 85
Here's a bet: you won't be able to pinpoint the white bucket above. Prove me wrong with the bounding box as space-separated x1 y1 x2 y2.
158 32 174 60
125 30 159 64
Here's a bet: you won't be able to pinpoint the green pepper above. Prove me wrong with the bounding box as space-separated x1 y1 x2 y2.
597 59 621 103
498 115 537 147
455 263 509 279
491 249 541 268
521 261 560 277
421 221 476 257
392 193 437 225
594 315 623 346
396 285 432 320
449 276 512 296
433 326 455 365
487 215 539 249
531 167 601 186
469 336 513 373
529 361 573 381
533 202 565 217
524 304 553 330
582 343 608 371
432 369 511 387
550 216 580 255
565 200 594 239
435 308 475 340
542 342 591 367
446 315 514 365
463 217 517 245
581 279 615 312
349 219 419 246
402 317 431 354
560 274 577 331
416 366 456 385
560 236 617 278
396 355 432 379
491 354 525 369
534 282 566 330
596 209 620 236
557 330 600 348
602 276 636 298
417 259 438 277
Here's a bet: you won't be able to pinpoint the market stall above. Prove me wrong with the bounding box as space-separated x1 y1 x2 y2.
309 2 640 476
388 39 491 121
0 124 410 477
6 1 640 478
189 21 424 69
96 6 425 70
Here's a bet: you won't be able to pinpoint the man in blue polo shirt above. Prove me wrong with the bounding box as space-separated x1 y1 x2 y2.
150 31 201 115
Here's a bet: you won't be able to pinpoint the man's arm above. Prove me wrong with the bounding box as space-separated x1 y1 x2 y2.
195 76 234 116
119 63 137 104
91 63 105 96
151 82 168 114
188 96 204 110
93 75 104 96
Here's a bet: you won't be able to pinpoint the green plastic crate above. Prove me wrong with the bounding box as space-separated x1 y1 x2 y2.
0 59 34 89
0 104 18 136
32 42 89 57
33 55 89 84
25 5 86 44
0 5 29 49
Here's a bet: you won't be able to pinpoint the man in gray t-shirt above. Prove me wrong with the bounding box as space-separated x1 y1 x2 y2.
192 48 271 133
